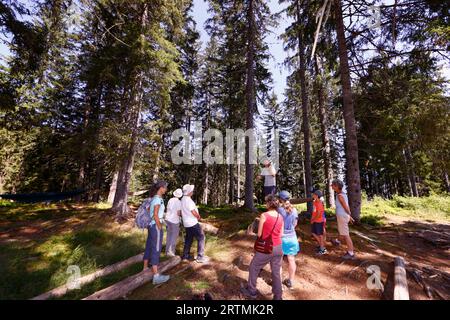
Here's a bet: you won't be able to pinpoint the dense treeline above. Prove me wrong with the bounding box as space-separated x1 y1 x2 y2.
0 0 448 219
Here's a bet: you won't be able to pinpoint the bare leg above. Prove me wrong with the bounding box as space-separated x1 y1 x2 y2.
344 235 354 253
152 264 158 274
287 255 296 282
143 260 149 271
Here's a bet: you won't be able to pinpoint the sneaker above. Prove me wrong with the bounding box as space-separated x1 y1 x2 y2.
182 255 194 262
342 252 355 260
240 286 257 299
152 273 170 285
317 248 328 255
196 256 210 264
283 279 293 288
332 239 341 246
166 252 176 258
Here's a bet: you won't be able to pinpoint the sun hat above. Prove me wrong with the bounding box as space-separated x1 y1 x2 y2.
173 188 183 198
278 190 291 201
182 184 195 195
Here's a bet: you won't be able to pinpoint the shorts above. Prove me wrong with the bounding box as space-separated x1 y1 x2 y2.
282 236 300 255
263 186 276 197
311 222 324 236
337 214 350 236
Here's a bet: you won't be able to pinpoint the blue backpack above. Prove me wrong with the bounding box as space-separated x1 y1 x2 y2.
135 197 153 229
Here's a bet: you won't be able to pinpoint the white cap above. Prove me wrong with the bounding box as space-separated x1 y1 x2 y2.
182 184 195 195
173 189 183 198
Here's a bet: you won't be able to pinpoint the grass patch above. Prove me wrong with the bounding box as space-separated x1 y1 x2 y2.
0 202 147 299
361 194 450 223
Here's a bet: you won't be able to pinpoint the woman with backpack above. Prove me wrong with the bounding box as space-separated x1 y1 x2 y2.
142 180 171 285
241 194 284 300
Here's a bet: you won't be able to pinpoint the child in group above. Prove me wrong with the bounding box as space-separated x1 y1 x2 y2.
331 179 355 260
277 190 299 289
164 188 183 257
311 190 327 255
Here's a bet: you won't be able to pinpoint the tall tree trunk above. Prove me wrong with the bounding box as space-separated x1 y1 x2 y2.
112 4 147 218
443 170 450 193
228 164 234 205
334 0 362 219
297 0 313 213
244 0 256 211
107 171 118 204
403 147 418 197
92 162 102 203
315 58 335 208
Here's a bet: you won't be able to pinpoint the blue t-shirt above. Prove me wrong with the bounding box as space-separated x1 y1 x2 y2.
149 196 165 225
278 207 298 238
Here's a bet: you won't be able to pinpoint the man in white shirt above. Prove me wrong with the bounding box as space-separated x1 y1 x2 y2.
181 184 207 263
260 160 277 198
164 188 182 257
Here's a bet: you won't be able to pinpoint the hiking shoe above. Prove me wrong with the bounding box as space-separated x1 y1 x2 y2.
283 279 293 289
317 248 328 255
332 239 341 246
182 255 194 262
166 252 176 258
240 286 257 299
152 273 170 285
196 256 210 264
342 252 355 260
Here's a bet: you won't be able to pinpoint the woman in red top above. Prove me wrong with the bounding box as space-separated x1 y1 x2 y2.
241 195 284 300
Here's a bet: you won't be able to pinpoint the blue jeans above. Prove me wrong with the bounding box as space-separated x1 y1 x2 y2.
182 223 205 259
143 224 163 266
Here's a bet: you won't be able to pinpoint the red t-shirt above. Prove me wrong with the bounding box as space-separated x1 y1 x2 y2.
311 200 325 223
261 212 283 246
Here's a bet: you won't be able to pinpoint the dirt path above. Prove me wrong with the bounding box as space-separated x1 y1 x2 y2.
127 215 450 300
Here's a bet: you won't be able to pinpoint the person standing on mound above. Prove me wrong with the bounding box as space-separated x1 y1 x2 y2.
277 190 300 289
241 194 284 300
181 184 208 263
260 160 277 197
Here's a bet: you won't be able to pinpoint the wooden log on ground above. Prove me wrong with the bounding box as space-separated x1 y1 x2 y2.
394 256 409 300
83 256 181 300
31 253 144 300
199 222 219 234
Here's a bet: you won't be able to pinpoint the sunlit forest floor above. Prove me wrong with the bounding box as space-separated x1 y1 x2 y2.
1 196 449 300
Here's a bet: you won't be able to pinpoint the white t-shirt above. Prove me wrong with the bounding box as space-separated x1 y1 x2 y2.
165 197 182 224
181 196 199 228
261 166 277 186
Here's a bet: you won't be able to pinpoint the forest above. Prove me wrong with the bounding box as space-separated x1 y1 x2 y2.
1 0 449 218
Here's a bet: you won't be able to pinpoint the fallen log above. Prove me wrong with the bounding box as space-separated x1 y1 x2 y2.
31 253 144 300
83 256 181 300
351 230 380 243
394 256 409 300
199 222 219 234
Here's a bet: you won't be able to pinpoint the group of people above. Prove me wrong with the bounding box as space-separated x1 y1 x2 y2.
141 182 207 285
241 176 356 300
140 159 356 299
